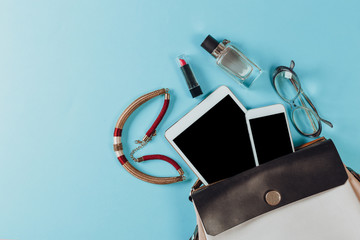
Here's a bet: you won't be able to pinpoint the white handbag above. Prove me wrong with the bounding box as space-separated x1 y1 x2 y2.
191 139 360 240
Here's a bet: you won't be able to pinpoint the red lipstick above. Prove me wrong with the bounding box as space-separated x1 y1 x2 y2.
176 55 203 98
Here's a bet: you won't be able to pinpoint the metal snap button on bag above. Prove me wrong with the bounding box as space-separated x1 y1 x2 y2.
265 190 281 206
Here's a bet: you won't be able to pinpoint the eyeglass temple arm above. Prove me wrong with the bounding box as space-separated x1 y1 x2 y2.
301 91 333 128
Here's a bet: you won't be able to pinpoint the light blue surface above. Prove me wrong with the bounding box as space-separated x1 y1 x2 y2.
0 0 359 239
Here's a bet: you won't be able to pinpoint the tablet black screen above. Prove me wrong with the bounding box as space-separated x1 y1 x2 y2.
173 95 255 184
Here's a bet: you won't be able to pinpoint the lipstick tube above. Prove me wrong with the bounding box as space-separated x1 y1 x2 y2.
176 55 203 98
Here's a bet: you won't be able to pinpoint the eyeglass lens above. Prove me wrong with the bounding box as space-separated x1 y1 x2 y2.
292 107 320 135
274 71 300 102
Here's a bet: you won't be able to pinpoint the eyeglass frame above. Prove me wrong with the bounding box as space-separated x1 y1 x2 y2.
272 60 333 137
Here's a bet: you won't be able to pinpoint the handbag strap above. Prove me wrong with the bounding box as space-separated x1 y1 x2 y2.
347 167 360 182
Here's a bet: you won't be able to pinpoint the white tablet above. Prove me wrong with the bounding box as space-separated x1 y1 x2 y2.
165 86 256 185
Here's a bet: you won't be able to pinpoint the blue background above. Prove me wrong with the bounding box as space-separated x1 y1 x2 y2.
0 0 359 239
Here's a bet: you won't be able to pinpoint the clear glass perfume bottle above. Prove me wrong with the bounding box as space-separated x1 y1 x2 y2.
201 35 262 88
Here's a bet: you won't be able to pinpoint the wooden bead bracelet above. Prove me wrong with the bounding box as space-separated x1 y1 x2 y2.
113 88 185 184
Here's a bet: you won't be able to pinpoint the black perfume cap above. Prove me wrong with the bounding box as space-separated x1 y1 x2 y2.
201 35 219 54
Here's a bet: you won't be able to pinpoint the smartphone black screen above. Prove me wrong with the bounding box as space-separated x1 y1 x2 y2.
249 113 293 165
173 95 255 184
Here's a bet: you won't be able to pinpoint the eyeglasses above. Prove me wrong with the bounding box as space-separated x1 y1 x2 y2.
272 60 333 137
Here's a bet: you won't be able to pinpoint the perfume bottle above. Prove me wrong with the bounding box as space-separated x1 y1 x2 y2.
201 35 262 88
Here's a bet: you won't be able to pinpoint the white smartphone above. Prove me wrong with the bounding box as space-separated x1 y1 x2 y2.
246 104 294 166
